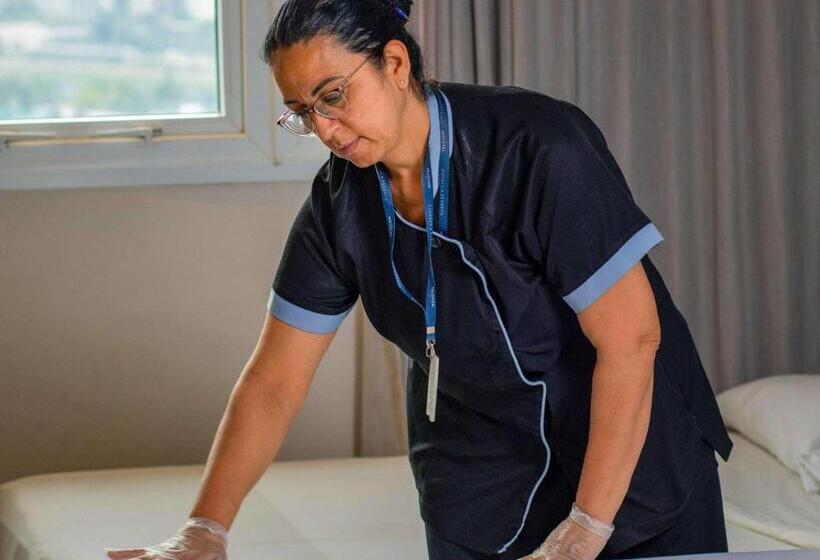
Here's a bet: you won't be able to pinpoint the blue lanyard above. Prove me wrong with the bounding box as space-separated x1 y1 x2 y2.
374 87 451 421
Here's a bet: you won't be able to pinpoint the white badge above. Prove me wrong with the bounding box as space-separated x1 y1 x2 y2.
426 343 439 422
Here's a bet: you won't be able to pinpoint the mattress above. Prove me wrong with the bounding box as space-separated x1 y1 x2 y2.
719 430 820 549
0 449 815 560
0 456 428 560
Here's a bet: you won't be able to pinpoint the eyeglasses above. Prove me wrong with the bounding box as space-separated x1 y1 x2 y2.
276 57 369 137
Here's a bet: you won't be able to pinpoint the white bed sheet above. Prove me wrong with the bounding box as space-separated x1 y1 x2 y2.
719 430 820 549
0 449 814 560
727 523 799 552
0 456 427 560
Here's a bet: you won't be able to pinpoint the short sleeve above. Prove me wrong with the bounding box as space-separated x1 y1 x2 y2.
268 160 359 334
540 105 664 314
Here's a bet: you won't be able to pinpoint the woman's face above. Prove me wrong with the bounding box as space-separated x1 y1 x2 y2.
272 34 407 168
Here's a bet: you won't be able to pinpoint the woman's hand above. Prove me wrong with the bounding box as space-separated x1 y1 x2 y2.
105 516 228 560
517 503 614 560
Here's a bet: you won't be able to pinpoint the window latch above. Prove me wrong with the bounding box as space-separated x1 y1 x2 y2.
0 130 58 153
92 125 163 144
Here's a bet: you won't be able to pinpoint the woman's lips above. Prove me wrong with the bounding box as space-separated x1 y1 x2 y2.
339 137 360 156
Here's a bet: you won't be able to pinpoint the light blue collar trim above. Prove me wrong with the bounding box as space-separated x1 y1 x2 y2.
423 84 454 199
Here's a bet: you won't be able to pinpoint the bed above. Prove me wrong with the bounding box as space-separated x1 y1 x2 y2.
1 432 818 560
3 374 819 560
719 429 820 552
0 456 428 560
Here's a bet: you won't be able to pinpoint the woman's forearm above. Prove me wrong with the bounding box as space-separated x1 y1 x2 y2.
188 375 301 530
573 346 657 525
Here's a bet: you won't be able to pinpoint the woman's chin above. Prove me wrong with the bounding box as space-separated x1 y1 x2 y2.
339 147 372 167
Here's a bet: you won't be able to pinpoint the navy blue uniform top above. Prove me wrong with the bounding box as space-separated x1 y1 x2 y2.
267 82 734 557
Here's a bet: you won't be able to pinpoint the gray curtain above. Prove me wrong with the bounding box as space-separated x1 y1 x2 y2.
355 0 820 456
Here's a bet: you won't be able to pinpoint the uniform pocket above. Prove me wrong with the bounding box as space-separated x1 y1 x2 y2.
656 356 705 439
605 356 715 548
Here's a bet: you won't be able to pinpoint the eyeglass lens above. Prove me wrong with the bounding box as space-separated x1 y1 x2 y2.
282 86 349 135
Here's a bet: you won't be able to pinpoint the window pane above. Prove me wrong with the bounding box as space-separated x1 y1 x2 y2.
0 0 219 123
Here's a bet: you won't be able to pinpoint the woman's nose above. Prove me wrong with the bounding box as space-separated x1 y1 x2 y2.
310 113 339 144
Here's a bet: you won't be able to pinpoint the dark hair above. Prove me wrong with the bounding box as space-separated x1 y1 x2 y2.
260 0 439 101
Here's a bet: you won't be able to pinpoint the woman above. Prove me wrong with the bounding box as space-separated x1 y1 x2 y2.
105 1 734 559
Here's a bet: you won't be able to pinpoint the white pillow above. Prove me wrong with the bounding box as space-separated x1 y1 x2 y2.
716 373 820 493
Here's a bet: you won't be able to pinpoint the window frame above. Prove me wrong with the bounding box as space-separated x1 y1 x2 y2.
0 0 330 191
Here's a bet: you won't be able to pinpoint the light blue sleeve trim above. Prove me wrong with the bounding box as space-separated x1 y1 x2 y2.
267 288 353 334
563 222 664 313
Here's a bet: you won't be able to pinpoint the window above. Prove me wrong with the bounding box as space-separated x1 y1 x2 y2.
1 0 220 124
0 0 329 190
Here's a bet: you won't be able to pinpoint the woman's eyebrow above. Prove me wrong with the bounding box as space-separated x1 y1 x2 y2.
283 74 343 105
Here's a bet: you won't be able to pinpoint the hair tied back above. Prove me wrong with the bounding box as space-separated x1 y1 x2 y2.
387 0 409 22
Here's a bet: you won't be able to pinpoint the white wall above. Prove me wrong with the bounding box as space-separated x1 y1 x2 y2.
0 179 358 485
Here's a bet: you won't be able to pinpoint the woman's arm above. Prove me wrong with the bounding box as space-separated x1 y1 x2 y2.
188 312 338 530
522 263 659 560
574 262 660 524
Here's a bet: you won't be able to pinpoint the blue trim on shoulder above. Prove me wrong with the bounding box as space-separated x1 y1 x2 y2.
563 222 664 313
267 288 353 334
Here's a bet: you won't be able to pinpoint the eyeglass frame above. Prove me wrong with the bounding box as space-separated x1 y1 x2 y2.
276 57 370 137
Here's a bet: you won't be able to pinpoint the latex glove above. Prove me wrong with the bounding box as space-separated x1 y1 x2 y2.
517 502 614 560
105 516 228 560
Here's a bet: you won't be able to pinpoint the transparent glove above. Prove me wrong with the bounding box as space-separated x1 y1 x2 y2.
517 502 614 560
105 516 228 560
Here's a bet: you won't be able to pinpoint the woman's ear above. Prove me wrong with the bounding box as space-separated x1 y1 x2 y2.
381 38 411 87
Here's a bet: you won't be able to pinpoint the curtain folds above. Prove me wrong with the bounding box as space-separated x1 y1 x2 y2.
353 0 819 456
